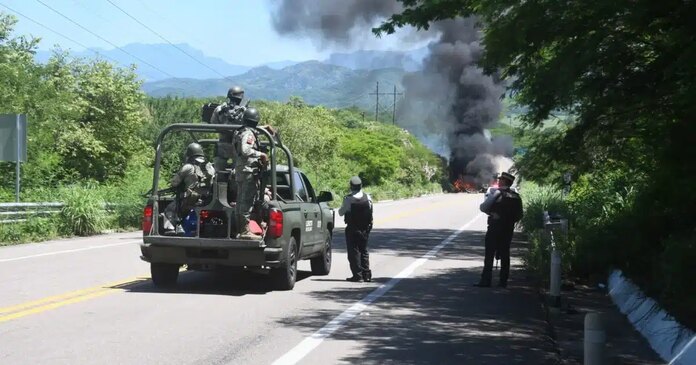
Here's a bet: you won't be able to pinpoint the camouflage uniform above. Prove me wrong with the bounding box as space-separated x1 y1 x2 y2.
233 127 264 235
211 102 246 171
163 160 215 231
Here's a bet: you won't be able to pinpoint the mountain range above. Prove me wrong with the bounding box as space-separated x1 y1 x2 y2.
35 42 426 108
142 61 406 109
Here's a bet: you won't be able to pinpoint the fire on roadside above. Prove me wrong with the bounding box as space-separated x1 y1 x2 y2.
452 175 499 193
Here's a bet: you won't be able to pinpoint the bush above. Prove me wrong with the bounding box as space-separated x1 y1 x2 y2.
57 185 107 236
102 166 151 229
658 233 696 329
519 182 568 233
0 218 60 245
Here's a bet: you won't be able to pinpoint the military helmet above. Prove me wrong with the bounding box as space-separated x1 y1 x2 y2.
185 142 205 159
242 107 260 128
227 86 244 105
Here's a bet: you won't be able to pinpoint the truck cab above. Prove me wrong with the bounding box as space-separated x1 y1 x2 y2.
140 123 334 290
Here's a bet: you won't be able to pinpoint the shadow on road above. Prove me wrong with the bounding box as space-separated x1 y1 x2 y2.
279 229 558 365
113 269 314 296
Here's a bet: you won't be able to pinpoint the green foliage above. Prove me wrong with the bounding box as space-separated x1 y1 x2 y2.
0 218 60 245
518 182 568 233
57 185 107 236
0 14 444 251
101 165 151 229
376 0 696 327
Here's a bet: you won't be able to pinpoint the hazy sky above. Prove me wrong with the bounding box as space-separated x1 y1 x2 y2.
1 0 419 66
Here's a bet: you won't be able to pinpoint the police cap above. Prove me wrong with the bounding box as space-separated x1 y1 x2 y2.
349 176 362 190
499 172 515 183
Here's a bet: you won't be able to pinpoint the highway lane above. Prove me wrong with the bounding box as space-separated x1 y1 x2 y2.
0 193 556 364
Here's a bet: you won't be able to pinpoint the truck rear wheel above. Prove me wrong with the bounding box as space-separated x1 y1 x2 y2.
310 234 332 276
151 263 179 287
271 237 297 290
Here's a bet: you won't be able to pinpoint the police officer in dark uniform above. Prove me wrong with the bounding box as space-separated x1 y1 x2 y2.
474 172 523 288
338 176 373 282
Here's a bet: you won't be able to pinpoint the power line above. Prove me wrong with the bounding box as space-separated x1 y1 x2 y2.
33 0 176 78
103 0 231 80
0 2 123 66
370 81 403 124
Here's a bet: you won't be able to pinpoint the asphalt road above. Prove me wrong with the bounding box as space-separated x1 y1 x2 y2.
0 193 557 365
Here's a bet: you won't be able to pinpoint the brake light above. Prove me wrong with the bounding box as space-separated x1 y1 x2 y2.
142 205 153 235
200 210 210 220
268 208 283 238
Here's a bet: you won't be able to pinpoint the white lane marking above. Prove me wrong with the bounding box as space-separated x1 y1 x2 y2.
0 241 140 263
272 213 484 365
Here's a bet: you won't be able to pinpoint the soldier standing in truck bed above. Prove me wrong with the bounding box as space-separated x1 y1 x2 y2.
211 86 245 172
233 107 268 239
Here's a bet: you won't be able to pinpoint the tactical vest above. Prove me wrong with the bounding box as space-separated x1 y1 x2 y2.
345 194 372 231
490 189 523 225
234 127 262 174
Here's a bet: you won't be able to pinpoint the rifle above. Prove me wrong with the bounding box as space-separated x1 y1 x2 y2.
224 99 251 123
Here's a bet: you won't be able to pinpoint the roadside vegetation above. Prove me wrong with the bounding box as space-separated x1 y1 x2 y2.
0 14 444 245
375 0 693 330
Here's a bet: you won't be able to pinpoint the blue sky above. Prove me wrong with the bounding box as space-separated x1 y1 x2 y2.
1 0 415 66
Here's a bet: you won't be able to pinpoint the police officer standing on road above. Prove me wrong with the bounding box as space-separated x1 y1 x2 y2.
211 86 246 172
338 176 374 282
233 107 268 239
163 142 215 234
474 172 523 288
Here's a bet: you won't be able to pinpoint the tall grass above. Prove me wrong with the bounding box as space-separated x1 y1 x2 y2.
519 182 568 232
57 184 107 236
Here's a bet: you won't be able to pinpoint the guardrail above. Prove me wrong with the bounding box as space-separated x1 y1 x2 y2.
0 202 118 224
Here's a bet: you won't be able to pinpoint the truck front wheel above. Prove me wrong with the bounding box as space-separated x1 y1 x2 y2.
151 263 179 287
271 237 298 290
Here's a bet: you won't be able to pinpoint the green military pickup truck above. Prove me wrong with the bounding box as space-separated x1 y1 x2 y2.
140 123 335 290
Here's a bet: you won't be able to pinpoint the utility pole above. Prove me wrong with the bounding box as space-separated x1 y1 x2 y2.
392 85 403 125
375 82 379 121
370 81 402 123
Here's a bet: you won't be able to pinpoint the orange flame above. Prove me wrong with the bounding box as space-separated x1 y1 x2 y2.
453 177 477 193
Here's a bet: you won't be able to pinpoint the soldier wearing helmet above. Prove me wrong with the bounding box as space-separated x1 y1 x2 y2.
233 108 269 238
162 142 215 234
210 86 247 171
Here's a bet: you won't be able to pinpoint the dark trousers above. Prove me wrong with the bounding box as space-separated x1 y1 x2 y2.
346 227 370 279
480 223 514 284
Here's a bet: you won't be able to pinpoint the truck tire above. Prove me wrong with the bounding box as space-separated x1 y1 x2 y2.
271 237 298 290
151 263 179 287
310 234 332 276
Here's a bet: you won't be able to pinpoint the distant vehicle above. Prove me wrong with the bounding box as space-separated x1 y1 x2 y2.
140 123 335 290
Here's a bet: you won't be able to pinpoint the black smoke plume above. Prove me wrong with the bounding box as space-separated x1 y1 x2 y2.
270 1 511 185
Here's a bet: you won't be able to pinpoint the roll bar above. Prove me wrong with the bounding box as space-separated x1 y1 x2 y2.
149 123 295 203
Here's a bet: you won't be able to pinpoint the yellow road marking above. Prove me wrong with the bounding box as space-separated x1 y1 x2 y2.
0 197 470 323
0 276 150 323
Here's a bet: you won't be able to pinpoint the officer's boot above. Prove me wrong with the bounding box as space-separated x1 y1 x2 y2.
362 270 372 282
